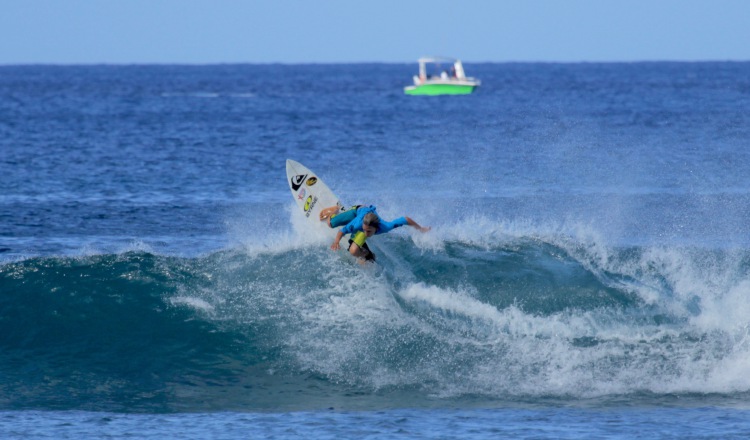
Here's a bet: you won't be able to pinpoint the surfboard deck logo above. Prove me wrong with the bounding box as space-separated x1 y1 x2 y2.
304 195 319 217
290 174 307 191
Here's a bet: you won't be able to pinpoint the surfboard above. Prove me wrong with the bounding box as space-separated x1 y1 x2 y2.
286 159 346 237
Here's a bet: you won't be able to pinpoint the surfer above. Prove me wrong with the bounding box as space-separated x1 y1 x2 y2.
319 205 430 262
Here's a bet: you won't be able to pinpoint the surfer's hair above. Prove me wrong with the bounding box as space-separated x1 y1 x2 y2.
363 212 380 228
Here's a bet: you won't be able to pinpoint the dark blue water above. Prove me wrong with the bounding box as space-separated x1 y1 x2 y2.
2 63 750 438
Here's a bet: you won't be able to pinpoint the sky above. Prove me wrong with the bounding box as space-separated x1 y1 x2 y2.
1 0 749 64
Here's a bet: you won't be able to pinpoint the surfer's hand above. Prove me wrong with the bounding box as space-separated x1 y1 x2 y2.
331 241 340 251
405 217 430 233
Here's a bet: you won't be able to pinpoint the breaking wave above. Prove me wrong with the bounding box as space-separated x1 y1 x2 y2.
3 218 750 412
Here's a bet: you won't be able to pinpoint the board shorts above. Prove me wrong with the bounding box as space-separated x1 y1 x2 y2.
348 235 375 261
329 205 362 228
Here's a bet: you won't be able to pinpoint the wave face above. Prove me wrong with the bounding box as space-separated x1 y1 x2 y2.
3 225 750 412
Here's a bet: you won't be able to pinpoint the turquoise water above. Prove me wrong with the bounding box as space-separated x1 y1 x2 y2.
2 63 750 437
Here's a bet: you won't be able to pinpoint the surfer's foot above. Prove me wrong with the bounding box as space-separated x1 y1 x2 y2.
319 206 339 221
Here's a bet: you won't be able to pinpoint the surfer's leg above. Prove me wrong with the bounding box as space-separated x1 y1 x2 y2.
350 245 375 262
327 205 361 228
362 242 376 261
348 233 375 262
348 242 370 259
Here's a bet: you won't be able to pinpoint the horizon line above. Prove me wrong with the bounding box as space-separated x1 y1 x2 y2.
2 58 749 67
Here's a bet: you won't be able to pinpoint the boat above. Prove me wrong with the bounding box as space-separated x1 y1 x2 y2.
404 57 480 95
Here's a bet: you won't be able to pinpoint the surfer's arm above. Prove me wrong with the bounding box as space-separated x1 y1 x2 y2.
330 230 344 251
405 217 431 233
379 217 431 234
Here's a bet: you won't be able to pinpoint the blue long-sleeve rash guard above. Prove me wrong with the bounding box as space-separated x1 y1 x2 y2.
340 206 408 236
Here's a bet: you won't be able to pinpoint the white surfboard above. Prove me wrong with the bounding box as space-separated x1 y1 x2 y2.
286 159 346 237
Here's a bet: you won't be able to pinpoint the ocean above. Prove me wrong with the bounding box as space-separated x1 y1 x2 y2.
1 62 750 438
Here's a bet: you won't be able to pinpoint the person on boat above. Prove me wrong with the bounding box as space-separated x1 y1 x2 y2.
319 205 430 262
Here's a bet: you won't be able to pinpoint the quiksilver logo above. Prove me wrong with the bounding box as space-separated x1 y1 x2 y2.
291 174 307 191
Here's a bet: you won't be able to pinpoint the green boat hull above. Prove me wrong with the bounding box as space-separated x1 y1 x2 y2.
404 83 477 96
